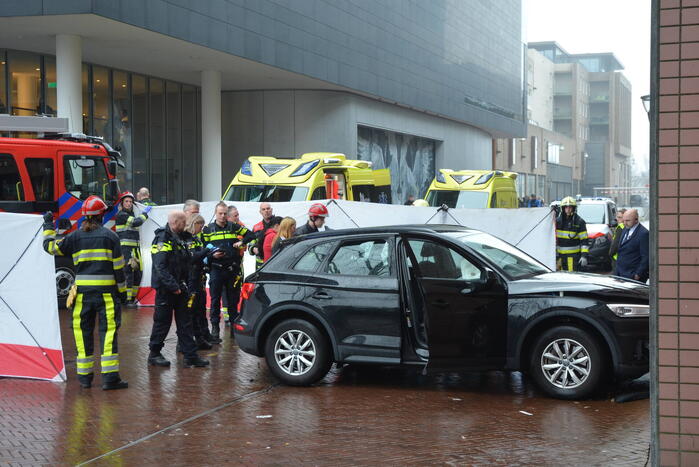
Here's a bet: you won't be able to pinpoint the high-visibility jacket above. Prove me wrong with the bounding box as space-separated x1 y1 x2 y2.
150 225 190 292
555 212 589 256
43 223 127 294
115 208 148 252
201 221 255 268
183 232 208 292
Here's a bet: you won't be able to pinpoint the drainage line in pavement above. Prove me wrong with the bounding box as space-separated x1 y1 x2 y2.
77 384 278 466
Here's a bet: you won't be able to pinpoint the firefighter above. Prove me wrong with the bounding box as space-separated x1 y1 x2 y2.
556 196 589 271
249 202 274 270
115 192 152 304
42 196 128 390
147 211 209 368
202 202 256 341
296 203 329 235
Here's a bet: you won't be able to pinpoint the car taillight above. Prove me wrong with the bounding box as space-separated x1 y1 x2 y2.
237 282 255 313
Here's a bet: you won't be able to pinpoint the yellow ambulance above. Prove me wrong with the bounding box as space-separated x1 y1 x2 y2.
424 169 519 208
222 153 392 203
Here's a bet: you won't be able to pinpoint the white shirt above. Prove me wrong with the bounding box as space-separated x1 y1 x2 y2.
624 223 639 242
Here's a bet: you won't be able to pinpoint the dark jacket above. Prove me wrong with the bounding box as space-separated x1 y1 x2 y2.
295 221 319 236
609 224 625 259
555 212 589 257
183 232 208 292
150 225 190 293
201 221 255 267
615 223 649 282
115 208 148 257
43 222 126 294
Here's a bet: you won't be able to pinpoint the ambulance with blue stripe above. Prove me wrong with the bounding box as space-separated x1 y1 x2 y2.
0 133 124 306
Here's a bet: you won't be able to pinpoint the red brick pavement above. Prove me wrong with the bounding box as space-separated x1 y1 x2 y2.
0 308 649 465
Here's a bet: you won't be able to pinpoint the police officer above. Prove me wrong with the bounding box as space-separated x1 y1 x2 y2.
221 205 246 326
42 196 128 390
202 201 255 341
183 213 214 349
556 196 589 271
115 191 152 304
147 211 209 368
296 203 329 235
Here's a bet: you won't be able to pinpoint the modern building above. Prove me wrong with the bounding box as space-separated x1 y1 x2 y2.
496 42 633 204
0 1 526 204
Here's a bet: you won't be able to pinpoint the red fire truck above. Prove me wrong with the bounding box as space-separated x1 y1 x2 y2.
0 132 124 306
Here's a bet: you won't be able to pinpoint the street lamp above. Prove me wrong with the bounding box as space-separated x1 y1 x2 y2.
641 94 650 121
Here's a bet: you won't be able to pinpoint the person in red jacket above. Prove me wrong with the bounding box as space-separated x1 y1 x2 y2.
263 216 283 262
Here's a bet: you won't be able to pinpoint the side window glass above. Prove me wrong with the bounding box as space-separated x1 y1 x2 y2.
310 186 326 200
326 239 391 276
0 154 24 201
293 242 334 272
490 192 498 208
25 158 54 201
407 239 481 280
352 185 372 202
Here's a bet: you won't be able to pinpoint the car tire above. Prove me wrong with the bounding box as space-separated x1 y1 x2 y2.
264 319 332 386
55 266 75 309
529 325 605 400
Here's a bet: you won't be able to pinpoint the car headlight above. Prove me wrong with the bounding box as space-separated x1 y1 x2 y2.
607 304 650 317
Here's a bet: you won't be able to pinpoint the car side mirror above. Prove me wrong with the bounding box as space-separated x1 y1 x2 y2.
108 160 118 177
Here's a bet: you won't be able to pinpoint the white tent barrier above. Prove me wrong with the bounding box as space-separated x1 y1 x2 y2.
134 201 555 306
0 213 65 381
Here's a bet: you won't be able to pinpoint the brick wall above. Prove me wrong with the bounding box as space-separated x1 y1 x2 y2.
658 0 699 464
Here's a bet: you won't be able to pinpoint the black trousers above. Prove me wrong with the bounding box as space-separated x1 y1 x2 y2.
209 266 237 325
72 291 122 381
149 288 197 358
190 290 210 340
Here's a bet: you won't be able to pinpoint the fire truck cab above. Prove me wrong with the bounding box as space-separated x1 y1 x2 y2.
0 133 123 306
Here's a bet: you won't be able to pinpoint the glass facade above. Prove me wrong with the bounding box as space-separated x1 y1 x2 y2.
0 49 201 203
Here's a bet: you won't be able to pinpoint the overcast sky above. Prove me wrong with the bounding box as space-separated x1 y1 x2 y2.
525 0 651 172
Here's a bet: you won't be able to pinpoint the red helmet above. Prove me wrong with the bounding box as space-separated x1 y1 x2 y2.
308 203 329 218
82 196 108 217
117 191 135 205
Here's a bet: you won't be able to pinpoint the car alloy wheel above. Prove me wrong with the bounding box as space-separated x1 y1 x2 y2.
540 337 591 389
274 329 316 376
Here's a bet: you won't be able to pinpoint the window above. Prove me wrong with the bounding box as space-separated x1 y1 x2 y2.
407 239 481 280
531 136 538 170
310 186 326 200
8 50 40 116
326 239 391 276
0 154 24 201
293 242 334 272
224 185 309 202
547 142 560 164
63 156 111 202
25 158 53 201
352 185 373 202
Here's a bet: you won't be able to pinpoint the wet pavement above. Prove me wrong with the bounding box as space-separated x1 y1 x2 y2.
1 307 649 466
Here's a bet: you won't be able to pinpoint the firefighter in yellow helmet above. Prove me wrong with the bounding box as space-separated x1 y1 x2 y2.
555 196 589 271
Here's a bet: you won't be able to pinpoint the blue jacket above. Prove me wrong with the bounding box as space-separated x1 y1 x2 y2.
615 223 649 282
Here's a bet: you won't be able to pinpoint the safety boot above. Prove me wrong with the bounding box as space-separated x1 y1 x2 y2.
102 378 129 390
77 374 93 389
211 322 221 341
148 352 171 367
183 355 210 368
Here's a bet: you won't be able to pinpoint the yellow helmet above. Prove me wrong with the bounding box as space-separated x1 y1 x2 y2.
561 196 577 207
412 199 429 207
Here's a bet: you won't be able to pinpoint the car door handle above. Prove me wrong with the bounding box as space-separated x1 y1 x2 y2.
460 287 473 295
431 299 449 307
312 292 332 300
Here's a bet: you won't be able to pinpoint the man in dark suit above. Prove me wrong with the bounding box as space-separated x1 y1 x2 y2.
615 209 649 282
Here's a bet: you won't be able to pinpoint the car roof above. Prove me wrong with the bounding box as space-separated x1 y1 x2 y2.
287 224 477 243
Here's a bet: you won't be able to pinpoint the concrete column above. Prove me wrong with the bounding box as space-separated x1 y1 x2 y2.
56 34 82 133
201 70 222 201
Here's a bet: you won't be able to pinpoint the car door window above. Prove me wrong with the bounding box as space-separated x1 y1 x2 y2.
407 239 481 280
25 158 54 201
326 239 391 276
293 242 334 272
0 154 24 201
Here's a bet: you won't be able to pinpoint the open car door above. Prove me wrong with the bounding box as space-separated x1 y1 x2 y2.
404 236 508 371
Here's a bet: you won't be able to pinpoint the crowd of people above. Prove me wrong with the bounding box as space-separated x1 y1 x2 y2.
41 191 331 390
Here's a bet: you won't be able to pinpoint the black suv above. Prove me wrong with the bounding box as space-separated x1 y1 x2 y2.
234 225 649 399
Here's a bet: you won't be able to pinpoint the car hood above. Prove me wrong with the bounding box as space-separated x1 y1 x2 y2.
509 272 648 301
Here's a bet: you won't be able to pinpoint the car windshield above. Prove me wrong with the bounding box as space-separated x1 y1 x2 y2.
426 190 489 208
63 156 114 202
576 203 607 224
224 185 309 202
445 231 550 279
